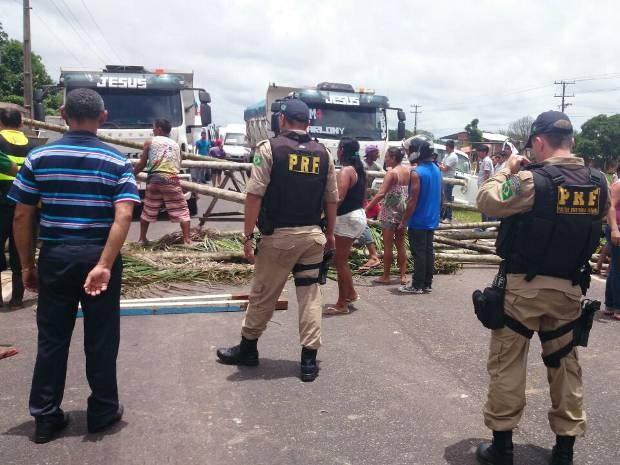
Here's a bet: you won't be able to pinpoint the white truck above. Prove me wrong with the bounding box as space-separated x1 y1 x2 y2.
244 82 406 163
37 65 213 217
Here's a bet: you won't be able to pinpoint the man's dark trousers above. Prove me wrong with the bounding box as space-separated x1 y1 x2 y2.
29 243 122 430
441 183 454 221
408 229 434 289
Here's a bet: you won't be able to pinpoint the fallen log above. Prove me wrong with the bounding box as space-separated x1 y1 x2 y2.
366 170 466 186
23 117 242 166
436 253 501 264
444 202 479 212
437 221 500 230
434 235 496 254
441 230 497 240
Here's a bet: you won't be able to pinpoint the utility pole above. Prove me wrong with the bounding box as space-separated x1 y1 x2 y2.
410 104 422 135
554 80 575 112
23 0 34 117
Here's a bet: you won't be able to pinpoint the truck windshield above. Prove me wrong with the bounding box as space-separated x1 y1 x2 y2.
96 88 183 129
224 133 247 146
308 107 387 141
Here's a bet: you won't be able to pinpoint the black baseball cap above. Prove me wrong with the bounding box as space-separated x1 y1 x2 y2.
524 110 573 148
277 98 309 122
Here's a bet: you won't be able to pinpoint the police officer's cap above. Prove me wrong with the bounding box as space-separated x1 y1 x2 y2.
525 111 573 148
278 99 310 123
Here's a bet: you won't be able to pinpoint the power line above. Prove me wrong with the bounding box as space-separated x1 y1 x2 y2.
78 0 124 63
554 80 575 112
57 0 114 62
57 0 115 63
31 8 85 66
48 0 109 64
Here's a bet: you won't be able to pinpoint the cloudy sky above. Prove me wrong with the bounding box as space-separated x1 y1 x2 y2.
1 0 619 137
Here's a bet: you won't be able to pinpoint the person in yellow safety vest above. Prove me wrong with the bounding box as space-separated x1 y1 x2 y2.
0 108 37 308
0 141 18 360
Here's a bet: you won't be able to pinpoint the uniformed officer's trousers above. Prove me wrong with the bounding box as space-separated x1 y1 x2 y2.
242 227 326 349
483 286 585 436
29 244 122 430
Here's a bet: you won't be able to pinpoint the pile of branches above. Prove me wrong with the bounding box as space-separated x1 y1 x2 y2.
122 229 252 295
121 224 496 294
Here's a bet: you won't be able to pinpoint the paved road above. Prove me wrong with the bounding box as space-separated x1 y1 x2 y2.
1 267 618 465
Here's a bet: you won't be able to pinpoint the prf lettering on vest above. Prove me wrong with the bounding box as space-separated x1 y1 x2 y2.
556 185 600 215
288 153 320 174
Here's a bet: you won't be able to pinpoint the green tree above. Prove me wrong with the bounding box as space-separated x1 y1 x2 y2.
574 114 620 168
0 22 60 114
465 118 483 142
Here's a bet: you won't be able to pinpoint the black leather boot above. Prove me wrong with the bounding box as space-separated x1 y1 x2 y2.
476 430 514 465
216 336 259 366
300 347 318 382
549 436 574 465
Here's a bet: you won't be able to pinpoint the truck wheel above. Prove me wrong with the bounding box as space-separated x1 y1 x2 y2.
188 194 198 217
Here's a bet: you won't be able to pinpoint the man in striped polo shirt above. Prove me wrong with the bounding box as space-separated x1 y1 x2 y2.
9 88 140 443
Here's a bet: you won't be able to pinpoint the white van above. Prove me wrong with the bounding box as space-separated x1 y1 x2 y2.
219 124 250 163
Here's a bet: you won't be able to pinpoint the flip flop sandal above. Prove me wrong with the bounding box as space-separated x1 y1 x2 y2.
322 305 350 316
372 279 393 285
346 295 361 303
358 262 381 271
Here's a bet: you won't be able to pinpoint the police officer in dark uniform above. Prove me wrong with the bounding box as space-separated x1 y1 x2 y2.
475 111 609 465
217 98 338 382
0 108 37 306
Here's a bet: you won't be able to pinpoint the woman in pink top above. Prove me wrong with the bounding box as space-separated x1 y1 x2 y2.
365 147 410 285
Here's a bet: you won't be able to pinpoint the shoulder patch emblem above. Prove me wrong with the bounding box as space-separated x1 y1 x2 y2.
501 178 514 201
253 152 262 167
501 175 523 201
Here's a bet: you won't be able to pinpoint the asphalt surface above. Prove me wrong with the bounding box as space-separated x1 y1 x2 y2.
1 263 619 465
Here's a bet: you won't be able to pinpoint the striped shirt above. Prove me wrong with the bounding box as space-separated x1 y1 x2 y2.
8 130 140 242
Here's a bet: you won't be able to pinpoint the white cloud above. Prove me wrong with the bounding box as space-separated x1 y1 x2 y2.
1 0 619 136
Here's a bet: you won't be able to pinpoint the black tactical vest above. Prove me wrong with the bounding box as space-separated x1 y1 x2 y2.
496 162 607 283
262 131 330 228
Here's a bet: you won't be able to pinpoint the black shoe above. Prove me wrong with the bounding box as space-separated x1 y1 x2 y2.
549 436 574 465
216 337 259 366
34 413 70 444
300 347 318 382
476 431 513 465
423 285 432 294
88 404 124 434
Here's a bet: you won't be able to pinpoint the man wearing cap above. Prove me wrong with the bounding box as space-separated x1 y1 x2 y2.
216 98 338 382
475 111 609 465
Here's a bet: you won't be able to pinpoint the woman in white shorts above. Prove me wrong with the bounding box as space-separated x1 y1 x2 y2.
324 137 367 315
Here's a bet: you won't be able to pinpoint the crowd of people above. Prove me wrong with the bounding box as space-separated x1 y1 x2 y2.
0 90 617 465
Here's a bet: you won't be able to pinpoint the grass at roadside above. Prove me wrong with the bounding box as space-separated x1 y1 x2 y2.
453 209 482 223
